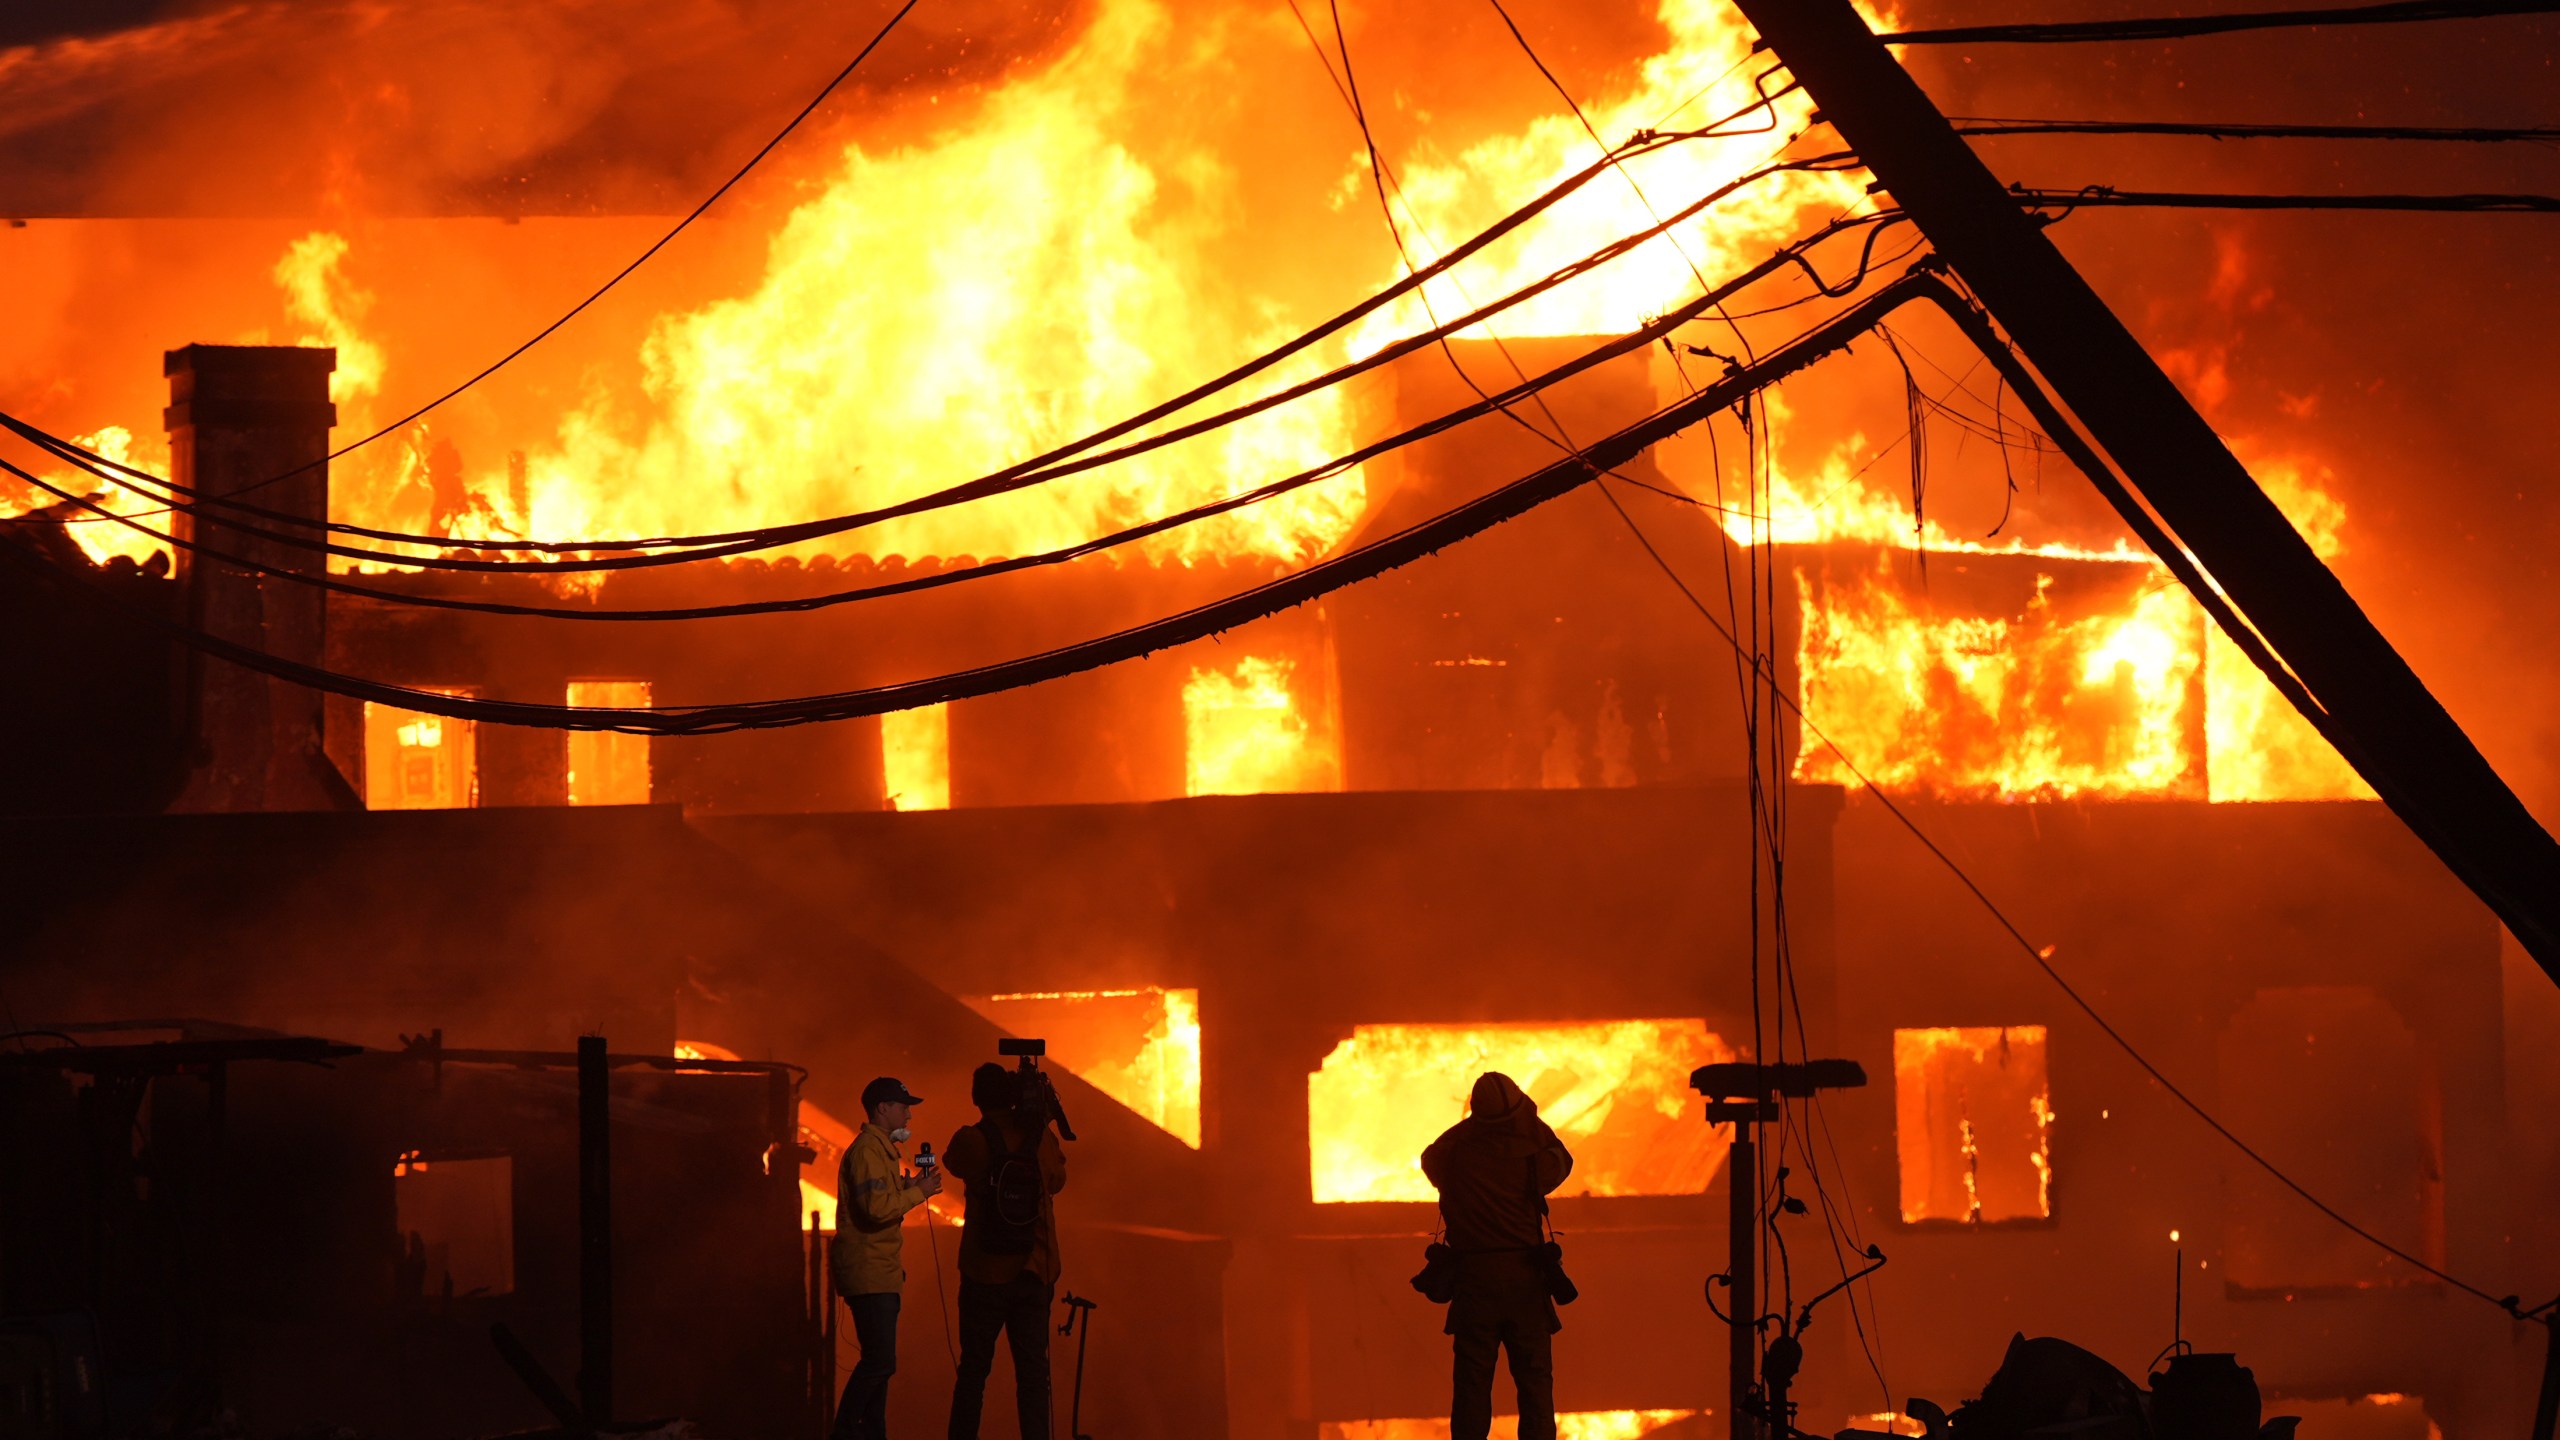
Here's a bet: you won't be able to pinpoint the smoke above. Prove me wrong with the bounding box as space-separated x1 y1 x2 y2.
0 0 1089 216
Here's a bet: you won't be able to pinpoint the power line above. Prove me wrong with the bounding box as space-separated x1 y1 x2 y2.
1 217 1894 625
2013 186 2560 212
10 127 1797 568
1467 1 1895 1390
1954 117 2560 145
0 270 1923 735
1598 374 2545 1325
1685 270 2542 1321
1883 0 2560 46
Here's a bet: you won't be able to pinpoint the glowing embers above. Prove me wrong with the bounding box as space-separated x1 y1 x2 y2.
566 680 652 805
882 704 951 811
1893 1026 2054 1225
1320 1410 1703 1440
1308 1021 1734 1204
364 695 477 809
393 1152 513 1299
1183 654 1342 798
1793 551 2206 802
963 988 1202 1147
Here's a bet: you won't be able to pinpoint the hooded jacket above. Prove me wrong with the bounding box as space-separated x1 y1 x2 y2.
1419 1072 1575 1253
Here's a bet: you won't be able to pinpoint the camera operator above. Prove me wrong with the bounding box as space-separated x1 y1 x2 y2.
832 1077 943 1440
943 1061 1069 1440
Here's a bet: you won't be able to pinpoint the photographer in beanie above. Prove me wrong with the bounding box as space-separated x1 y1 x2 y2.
831 1077 942 1440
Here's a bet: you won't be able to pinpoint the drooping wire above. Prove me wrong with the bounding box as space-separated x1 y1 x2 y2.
1883 0 2560 46
2011 187 2560 214
1 219 1890 626
2 273 1924 735
1950 117 2560 146
7 144 1817 576
1602 272 2551 1326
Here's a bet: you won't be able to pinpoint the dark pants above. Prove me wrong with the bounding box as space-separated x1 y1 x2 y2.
834 1292 901 1440
948 1273 1052 1440
1451 1318 1556 1440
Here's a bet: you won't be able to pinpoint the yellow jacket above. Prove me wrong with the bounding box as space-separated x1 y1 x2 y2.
831 1122 928 1296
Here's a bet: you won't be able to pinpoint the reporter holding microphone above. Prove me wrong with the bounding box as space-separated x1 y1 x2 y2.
832 1077 943 1440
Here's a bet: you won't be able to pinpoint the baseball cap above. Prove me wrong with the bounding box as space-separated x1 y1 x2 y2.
862 1076 924 1110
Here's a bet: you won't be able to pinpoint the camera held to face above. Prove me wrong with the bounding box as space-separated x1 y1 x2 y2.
996 1037 1077 1142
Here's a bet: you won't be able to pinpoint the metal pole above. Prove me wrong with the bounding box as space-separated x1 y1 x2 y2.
1727 0 2560 983
808 1209 825 1438
577 1035 613 1427
1728 1121 1757 1440
2531 1315 2558 1440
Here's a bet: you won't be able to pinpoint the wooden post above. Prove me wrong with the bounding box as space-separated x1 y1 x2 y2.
578 1035 613 1427
1728 0 2560 982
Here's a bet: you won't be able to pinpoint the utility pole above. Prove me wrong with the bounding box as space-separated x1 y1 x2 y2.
578 1035 614 1428
1728 0 2560 985
1695 1060 1868 1440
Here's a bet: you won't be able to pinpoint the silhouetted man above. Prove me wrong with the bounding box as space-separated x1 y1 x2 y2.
1422 1071 1574 1440
945 1062 1068 1440
833 1077 943 1440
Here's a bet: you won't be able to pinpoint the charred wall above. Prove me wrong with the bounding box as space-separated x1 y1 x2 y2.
1826 798 2519 1435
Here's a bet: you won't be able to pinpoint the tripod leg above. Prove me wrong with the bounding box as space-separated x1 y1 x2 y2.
1071 1310 1092 1440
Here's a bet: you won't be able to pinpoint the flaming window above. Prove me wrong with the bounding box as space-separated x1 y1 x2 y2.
1307 1021 1735 1204
566 680 652 805
962 988 1202 1147
363 694 477 809
1183 654 1342 797
1794 554 2207 803
393 1152 513 1299
1893 1026 2054 1224
882 703 951 811
1320 1410 1703 1440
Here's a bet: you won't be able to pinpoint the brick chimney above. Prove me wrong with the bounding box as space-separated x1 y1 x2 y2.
164 344 356 811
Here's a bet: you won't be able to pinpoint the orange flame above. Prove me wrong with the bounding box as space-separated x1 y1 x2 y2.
566 679 652 804
1893 1026 2052 1225
1321 1410 1703 1440
1183 654 1343 797
1794 555 2206 802
881 704 953 811
964 988 1203 1148
0 425 177 569
1308 1020 1734 1204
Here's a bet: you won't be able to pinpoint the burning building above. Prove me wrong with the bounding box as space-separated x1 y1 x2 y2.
2 0 2555 1437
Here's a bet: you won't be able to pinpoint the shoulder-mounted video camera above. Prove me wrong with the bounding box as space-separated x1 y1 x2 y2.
998 1037 1077 1142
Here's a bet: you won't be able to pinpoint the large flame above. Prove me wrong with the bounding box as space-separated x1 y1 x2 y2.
516 0 1372 565
2202 448 2374 802
1349 0 1871 350
1184 653 1344 797
964 988 1203 1147
1893 1025 2052 1225
1308 1020 1734 1204
2 424 175 568
1322 1412 1702 1440
1793 554 2207 802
